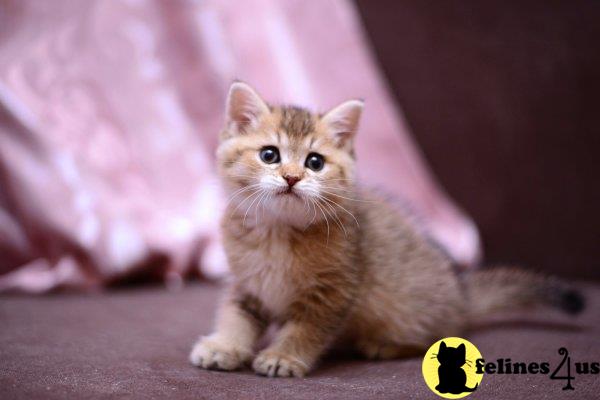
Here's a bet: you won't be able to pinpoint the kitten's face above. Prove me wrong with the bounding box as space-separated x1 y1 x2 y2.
217 82 363 226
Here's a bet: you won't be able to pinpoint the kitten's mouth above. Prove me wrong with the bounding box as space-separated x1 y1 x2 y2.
277 187 301 199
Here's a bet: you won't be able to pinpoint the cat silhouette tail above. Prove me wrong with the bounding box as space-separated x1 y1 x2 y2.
463 266 586 321
464 383 478 392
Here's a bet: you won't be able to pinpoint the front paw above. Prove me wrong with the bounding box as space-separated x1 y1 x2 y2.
189 336 250 371
252 350 309 377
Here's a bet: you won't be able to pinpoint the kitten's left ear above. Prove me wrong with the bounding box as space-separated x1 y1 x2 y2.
321 99 364 149
458 343 466 355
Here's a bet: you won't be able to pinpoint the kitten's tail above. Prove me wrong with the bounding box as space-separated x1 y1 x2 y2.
463 266 585 321
464 383 478 392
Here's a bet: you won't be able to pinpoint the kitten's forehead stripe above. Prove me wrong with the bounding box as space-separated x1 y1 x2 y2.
278 106 315 139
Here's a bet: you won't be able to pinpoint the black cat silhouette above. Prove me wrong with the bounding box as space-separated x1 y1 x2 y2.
435 341 478 394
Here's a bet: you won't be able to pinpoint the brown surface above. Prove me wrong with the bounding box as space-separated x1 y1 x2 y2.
356 0 600 279
1 283 598 399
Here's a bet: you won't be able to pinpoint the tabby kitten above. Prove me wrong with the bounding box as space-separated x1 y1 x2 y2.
189 82 584 377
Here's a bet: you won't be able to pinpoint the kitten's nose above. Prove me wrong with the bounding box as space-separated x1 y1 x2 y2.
284 175 301 187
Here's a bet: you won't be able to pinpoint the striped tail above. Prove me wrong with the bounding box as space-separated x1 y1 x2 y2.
463 266 585 321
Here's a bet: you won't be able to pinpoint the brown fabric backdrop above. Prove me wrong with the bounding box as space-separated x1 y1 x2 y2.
356 0 600 279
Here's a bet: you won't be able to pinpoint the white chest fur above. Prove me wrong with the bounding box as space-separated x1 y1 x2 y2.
234 226 299 317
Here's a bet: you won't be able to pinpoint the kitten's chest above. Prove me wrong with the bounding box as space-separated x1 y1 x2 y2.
231 226 301 316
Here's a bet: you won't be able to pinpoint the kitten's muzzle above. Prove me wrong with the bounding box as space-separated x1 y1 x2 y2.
283 175 301 187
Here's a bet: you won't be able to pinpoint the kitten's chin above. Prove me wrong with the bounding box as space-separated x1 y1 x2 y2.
263 193 318 227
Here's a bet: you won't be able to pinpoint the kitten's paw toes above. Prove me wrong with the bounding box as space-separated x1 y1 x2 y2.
189 337 248 371
252 350 308 378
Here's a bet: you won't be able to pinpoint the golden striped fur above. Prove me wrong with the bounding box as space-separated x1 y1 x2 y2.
189 82 584 377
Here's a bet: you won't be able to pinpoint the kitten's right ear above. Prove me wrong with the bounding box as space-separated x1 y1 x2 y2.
225 81 270 135
439 341 447 350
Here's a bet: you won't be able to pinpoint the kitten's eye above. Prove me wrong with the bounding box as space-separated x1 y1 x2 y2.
305 153 325 171
259 146 280 164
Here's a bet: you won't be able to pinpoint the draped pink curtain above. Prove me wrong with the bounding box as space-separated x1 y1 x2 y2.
0 0 480 293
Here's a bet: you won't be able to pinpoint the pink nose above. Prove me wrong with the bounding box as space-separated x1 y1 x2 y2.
284 175 300 187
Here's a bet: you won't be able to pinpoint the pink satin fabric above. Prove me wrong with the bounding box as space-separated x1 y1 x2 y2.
0 0 480 293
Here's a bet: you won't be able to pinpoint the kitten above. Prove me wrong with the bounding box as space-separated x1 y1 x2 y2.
189 81 585 377
435 342 478 394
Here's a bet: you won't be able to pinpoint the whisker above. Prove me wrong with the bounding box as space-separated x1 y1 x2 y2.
302 194 310 214
226 173 257 178
317 186 359 193
260 190 272 224
226 183 261 201
243 189 265 227
317 200 344 236
318 197 348 237
313 200 330 245
307 198 318 227
322 178 355 182
318 195 360 227
224 185 262 211
254 194 262 226
229 189 261 218
319 189 374 203
255 190 269 226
